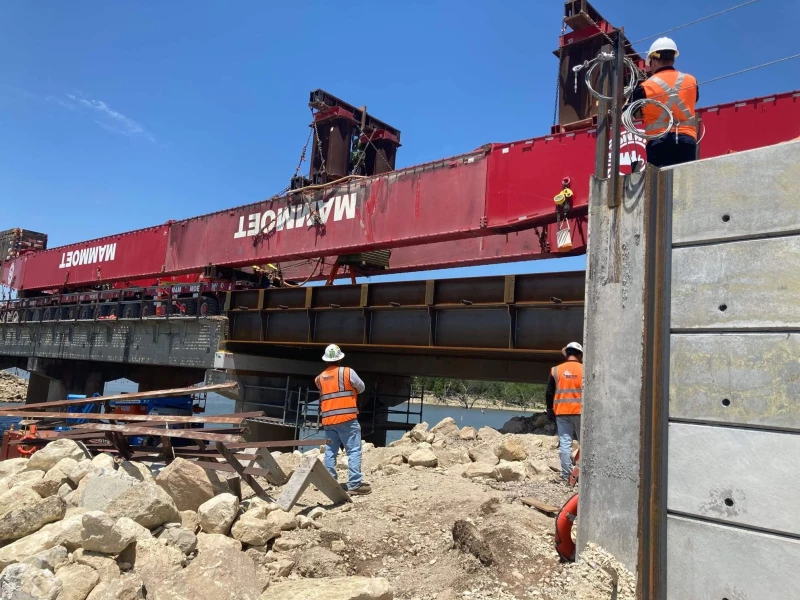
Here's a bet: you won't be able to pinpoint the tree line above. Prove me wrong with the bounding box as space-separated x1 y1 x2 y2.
412 377 546 410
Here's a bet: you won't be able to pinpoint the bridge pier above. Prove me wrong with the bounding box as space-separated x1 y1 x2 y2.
23 357 206 404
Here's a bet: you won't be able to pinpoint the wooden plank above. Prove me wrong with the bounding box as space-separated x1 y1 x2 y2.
668 423 800 536
671 236 800 330
225 439 325 450
670 333 800 430
672 140 800 246
667 515 800 599
520 497 559 516
276 455 351 511
0 411 266 424
70 424 244 443
192 460 275 479
0 382 241 412
216 442 272 501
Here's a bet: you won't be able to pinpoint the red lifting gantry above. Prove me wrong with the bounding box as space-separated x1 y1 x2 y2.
1 1 799 319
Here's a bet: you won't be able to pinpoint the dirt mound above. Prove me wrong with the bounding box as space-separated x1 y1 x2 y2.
0 371 26 402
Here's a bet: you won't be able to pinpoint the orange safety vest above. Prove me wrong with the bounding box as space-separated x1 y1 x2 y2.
551 360 583 416
641 70 698 140
314 366 359 426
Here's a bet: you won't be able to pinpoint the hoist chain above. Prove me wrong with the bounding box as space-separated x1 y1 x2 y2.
310 106 327 175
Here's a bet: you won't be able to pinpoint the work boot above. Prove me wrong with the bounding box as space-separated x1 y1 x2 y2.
348 482 372 495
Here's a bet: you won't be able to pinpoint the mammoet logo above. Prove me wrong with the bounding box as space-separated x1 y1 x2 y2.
234 193 357 239
58 243 117 269
607 130 647 176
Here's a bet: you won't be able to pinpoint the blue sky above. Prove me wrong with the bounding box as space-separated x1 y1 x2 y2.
1 0 797 282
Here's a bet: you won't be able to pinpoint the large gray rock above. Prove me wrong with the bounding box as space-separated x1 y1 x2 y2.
0 495 66 543
407 448 438 468
198 493 238 535
72 549 121 583
495 437 528 462
0 563 62 600
26 439 90 472
267 576 393 600
85 573 145 600
196 532 241 554
430 417 459 437
91 453 117 471
158 527 197 555
477 426 502 442
21 545 68 572
55 563 100 600
7 470 44 489
0 485 41 519
408 422 429 442
0 458 28 480
154 458 228 512
117 461 154 483
265 509 297 532
81 511 136 554
468 443 499 466
106 483 180 529
79 474 138 512
32 461 75 498
459 427 477 441
151 537 262 600
178 510 200 533
70 460 97 487
462 463 497 479
118 536 183 594
493 460 529 482
433 448 471 469
296 546 347 578
230 512 281 546
0 513 83 570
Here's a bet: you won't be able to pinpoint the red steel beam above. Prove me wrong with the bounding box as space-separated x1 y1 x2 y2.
2 90 798 292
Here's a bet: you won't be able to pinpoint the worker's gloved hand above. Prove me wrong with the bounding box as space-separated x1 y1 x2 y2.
547 409 556 422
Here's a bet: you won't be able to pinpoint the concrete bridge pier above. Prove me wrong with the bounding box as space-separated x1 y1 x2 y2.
23 357 206 404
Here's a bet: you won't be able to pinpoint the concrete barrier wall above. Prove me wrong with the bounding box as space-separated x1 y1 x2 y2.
579 140 800 597
665 140 800 599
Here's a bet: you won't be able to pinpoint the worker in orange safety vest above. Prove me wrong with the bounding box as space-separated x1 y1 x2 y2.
546 342 584 482
629 37 699 168
314 344 371 495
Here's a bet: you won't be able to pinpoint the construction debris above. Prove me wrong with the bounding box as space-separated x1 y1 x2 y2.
0 417 636 599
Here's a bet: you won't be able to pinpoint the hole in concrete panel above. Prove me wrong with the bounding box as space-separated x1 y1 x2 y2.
721 398 731 407
721 214 730 223
718 304 728 312
724 498 734 507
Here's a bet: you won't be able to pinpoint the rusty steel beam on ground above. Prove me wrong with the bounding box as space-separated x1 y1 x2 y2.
70 423 245 443
0 381 241 412
5 410 266 424
224 271 585 355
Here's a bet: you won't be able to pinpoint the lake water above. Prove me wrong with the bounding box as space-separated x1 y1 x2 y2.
0 395 532 447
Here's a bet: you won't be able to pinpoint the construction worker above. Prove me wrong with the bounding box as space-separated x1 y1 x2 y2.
546 342 583 482
314 344 372 495
630 37 699 168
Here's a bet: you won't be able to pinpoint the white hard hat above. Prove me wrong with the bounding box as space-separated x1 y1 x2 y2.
322 344 345 362
562 342 584 357
646 37 679 67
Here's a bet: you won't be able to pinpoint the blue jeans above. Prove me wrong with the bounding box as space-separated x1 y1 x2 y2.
556 415 581 480
323 419 363 490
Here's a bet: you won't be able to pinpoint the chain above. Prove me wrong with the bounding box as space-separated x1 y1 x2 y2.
350 127 375 175
553 18 567 127
294 128 313 177
310 106 327 175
